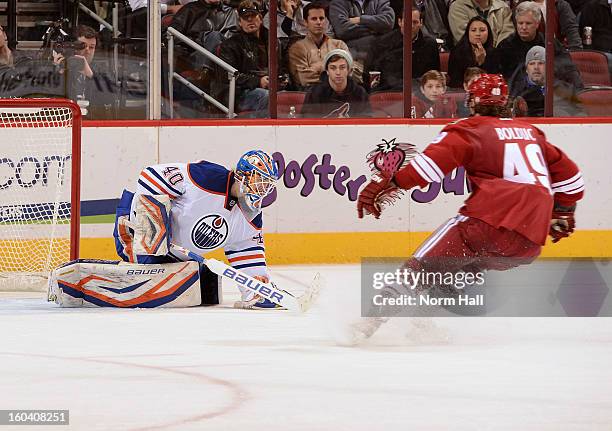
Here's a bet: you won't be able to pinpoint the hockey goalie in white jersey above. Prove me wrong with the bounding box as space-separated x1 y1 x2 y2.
49 150 298 309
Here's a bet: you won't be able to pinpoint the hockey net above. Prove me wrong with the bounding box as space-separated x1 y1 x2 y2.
0 99 81 291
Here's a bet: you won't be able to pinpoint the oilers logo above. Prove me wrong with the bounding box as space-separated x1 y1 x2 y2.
191 214 229 250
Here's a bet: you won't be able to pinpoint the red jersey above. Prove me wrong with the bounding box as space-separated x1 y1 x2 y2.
395 116 584 245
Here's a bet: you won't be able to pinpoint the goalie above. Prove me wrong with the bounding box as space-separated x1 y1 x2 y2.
50 150 284 309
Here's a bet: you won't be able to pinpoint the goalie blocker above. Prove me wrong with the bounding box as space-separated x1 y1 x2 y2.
48 259 221 308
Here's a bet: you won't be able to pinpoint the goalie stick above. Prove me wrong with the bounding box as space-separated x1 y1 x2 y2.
170 244 320 312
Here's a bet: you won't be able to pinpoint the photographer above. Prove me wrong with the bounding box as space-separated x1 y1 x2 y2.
53 25 116 118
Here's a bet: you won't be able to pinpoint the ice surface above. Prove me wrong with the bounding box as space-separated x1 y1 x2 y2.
1 264 611 430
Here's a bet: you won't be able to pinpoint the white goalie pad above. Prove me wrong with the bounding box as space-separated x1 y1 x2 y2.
48 260 202 308
124 194 172 257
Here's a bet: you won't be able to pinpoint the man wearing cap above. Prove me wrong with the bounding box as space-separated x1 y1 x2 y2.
301 48 372 118
509 45 584 116
492 1 583 92
215 0 273 116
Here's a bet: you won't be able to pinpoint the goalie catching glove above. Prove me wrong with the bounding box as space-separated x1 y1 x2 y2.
549 203 576 243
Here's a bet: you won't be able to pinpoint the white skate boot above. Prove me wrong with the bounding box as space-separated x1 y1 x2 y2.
344 316 389 346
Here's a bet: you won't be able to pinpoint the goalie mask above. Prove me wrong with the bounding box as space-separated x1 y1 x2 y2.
235 150 279 211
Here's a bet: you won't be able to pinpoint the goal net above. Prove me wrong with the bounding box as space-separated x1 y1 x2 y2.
0 99 81 291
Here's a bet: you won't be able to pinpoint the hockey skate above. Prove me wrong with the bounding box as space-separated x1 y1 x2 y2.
344 316 389 346
234 295 286 310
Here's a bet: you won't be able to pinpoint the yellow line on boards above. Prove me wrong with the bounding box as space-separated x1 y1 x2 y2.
75 231 612 264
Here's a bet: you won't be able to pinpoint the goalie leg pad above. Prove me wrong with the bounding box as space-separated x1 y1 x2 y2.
48 259 203 308
114 190 172 263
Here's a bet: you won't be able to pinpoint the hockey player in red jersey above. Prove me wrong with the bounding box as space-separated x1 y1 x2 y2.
354 74 584 341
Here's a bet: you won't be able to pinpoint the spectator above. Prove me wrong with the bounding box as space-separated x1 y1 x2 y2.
127 0 185 38
421 0 453 51
170 0 238 69
579 0 612 53
0 25 36 98
509 45 584 116
215 0 272 116
411 70 457 118
457 66 485 116
448 0 515 47
447 16 496 88
54 25 116 118
301 49 372 117
493 1 583 91
264 0 333 38
530 0 583 50
365 5 439 91
566 0 590 15
288 2 348 88
0 26 15 68
328 0 395 68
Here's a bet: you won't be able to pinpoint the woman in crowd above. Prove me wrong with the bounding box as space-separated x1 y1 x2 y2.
447 16 496 89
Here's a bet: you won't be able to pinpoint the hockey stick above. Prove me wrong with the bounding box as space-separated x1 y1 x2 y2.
170 244 320 312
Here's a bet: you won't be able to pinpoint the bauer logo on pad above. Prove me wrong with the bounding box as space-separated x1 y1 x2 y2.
191 214 229 250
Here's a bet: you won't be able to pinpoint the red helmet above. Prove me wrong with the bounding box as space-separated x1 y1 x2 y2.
468 74 509 107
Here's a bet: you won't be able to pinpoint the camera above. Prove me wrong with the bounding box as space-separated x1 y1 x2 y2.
54 41 86 59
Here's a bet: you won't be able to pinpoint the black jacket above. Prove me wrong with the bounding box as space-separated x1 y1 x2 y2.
579 0 612 53
301 74 372 118
509 67 584 117
365 29 440 91
447 43 497 88
215 27 273 100
492 32 584 90
170 0 237 45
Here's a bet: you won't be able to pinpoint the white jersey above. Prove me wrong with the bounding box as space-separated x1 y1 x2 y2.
134 160 268 278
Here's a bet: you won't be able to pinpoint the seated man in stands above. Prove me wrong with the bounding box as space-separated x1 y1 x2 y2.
170 0 238 70
365 4 439 92
411 69 457 118
493 1 583 92
0 25 15 69
215 0 270 116
288 2 348 89
329 0 395 80
509 46 584 117
301 49 372 117
579 0 612 53
127 0 184 38
531 0 583 50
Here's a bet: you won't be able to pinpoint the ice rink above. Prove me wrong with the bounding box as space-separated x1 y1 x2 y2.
1 264 612 431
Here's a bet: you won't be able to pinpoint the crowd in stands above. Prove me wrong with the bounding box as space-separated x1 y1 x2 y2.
0 0 611 119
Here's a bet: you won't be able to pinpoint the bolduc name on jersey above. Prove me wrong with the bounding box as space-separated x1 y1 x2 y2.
494 127 536 142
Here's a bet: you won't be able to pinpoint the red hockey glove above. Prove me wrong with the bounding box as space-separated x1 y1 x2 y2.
549 205 576 243
357 177 397 219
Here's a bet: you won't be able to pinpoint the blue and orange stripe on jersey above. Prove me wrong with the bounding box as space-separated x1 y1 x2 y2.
138 167 182 199
225 246 266 270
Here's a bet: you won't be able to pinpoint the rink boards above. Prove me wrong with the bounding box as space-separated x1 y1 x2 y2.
46 121 612 262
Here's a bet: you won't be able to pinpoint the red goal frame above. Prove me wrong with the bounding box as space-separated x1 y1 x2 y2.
0 98 82 260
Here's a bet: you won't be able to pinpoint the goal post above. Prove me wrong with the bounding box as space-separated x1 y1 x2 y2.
0 98 81 291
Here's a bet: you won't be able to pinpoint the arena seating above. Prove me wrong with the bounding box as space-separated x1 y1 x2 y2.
576 89 612 116
569 50 611 87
